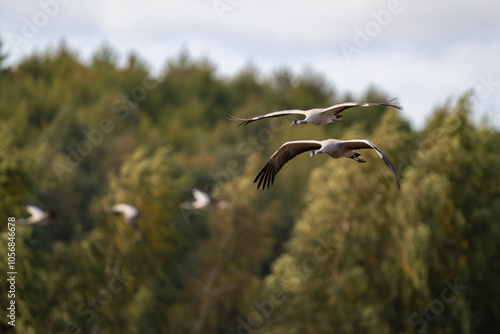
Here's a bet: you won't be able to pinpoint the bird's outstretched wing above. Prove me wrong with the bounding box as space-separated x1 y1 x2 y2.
321 99 403 116
255 140 322 189
341 139 400 189
192 188 211 206
26 204 45 220
116 204 139 217
227 109 306 127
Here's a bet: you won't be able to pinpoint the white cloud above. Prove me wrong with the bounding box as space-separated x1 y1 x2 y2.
0 0 498 128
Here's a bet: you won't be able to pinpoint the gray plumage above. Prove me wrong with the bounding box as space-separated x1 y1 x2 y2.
228 99 402 127
181 188 232 210
254 139 400 190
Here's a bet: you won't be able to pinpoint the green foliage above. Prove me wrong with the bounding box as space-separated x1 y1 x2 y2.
0 41 498 334
261 97 500 334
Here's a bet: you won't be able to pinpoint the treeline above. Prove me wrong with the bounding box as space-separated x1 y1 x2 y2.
0 42 499 333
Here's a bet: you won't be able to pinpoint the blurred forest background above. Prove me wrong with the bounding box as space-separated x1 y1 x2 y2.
0 40 499 334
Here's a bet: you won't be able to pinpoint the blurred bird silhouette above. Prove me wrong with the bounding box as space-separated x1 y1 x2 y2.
17 204 55 225
181 188 232 210
105 203 140 228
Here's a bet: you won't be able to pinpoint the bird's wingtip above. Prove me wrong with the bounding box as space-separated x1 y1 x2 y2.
227 114 250 127
387 97 404 110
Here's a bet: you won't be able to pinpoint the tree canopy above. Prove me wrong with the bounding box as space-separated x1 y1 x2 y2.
0 42 499 334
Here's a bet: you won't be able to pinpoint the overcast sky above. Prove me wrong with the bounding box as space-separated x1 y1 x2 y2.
1 0 499 129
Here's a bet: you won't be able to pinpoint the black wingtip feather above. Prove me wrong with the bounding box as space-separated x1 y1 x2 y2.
384 98 403 111
254 167 266 189
264 166 272 190
254 163 277 190
380 154 401 190
227 114 252 127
